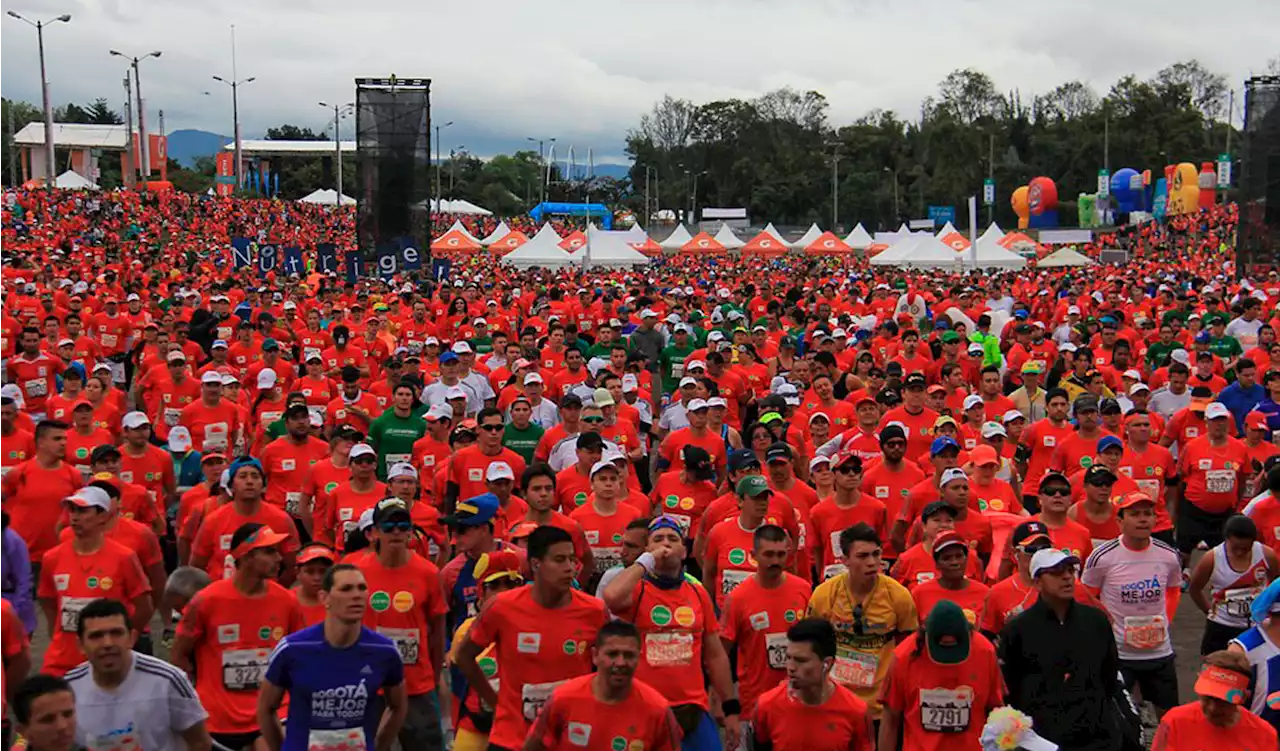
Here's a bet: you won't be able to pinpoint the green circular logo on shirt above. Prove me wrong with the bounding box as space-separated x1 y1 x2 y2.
650 605 672 626
325 481 339 494
371 591 391 612
479 656 498 677
563 639 578 655
1079 456 1093 468
258 626 272 640
728 549 747 566
87 576 99 589
784 609 798 623
664 495 679 509
611 533 622 544
611 738 627 751
75 447 89 459
978 499 989 512
573 492 588 506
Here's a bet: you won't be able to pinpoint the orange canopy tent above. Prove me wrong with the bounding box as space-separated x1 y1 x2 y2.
939 231 970 251
430 227 482 255
998 232 1044 255
559 230 587 252
866 243 890 256
488 231 529 256
630 236 664 257
803 232 852 256
740 230 788 257
679 232 726 255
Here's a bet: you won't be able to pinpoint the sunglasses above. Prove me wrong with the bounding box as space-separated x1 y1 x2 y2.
478 424 504 432
378 520 412 532
582 416 605 424
1042 487 1071 497
351 457 377 464
834 466 861 475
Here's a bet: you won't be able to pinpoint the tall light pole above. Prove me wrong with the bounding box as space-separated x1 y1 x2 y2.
319 101 352 206
827 142 842 230
883 166 900 226
527 136 555 204
449 145 465 195
109 49 161 179
435 120 454 211
7 11 71 184
212 75 253 190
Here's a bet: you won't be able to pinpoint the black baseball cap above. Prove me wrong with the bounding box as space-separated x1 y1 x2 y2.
1011 520 1052 550
1040 471 1071 490
921 500 958 523
1085 465 1117 486
728 448 761 473
561 393 584 408
903 373 927 390
372 498 412 526
683 445 716 481
341 365 361 384
879 424 907 444
90 444 121 465
576 431 605 451
766 441 793 463
284 403 310 420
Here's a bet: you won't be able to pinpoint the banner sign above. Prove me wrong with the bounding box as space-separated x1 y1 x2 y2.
927 205 955 226
982 179 995 205
398 237 423 272
344 251 365 283
215 153 236 196
375 243 400 279
316 244 338 274
257 243 278 278
231 237 253 269
1097 169 1110 198
1217 153 1231 188
282 246 305 276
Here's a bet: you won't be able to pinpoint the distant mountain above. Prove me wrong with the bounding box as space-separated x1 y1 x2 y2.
591 163 631 180
167 129 230 167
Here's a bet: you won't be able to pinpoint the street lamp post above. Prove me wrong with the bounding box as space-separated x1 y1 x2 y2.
109 49 161 179
7 11 71 184
319 101 352 206
527 136 555 204
449 146 464 195
827 142 842 230
883 166 900 225
435 120 454 211
212 75 254 189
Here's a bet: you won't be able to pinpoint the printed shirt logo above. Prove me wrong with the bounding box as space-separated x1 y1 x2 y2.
517 632 542 653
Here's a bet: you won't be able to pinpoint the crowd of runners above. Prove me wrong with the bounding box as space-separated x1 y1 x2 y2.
2 187 1279 751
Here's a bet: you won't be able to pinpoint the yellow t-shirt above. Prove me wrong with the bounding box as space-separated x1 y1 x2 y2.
806 572 917 717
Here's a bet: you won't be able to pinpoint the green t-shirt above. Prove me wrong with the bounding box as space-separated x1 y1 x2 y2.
367 409 427 480
1145 341 1181 370
470 335 494 354
659 344 695 388
502 422 545 464
585 342 615 362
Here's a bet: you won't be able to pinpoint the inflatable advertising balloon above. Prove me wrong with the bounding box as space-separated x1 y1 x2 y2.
1166 162 1200 216
1152 177 1168 221
1078 194 1097 227
1011 185 1030 229
1197 162 1217 209
1027 176 1058 229
1110 168 1145 212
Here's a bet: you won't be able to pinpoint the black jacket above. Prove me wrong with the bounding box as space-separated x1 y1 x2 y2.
998 596 1122 751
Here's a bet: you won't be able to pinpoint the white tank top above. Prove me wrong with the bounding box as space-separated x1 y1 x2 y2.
1208 541 1270 628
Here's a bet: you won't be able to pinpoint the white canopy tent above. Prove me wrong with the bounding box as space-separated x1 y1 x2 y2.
54 170 98 190
965 238 1028 269
581 227 651 268
760 222 789 246
501 234 577 269
867 235 922 266
440 219 483 245
298 188 355 205
712 224 745 249
480 220 511 246
979 223 1005 243
872 235 963 269
528 222 564 245
625 224 649 241
844 223 874 249
934 221 959 238
1037 247 1096 267
660 225 694 249
792 223 823 249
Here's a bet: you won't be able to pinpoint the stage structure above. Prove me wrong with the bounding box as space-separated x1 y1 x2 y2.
354 76 432 260
1237 75 1279 277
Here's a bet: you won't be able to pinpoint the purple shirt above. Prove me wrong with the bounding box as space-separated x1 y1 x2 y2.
1 526 35 632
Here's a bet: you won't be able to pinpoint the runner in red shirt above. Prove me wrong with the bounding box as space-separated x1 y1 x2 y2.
259 404 331 517
569 460 641 583
860 425 924 560
808 452 888 579
2 420 83 564
1018 388 1076 511
6 328 64 418
179 372 244 454
909 530 991 625
188 458 301 582
648 446 719 541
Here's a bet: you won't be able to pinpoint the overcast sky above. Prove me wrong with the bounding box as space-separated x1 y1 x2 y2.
3 0 1277 163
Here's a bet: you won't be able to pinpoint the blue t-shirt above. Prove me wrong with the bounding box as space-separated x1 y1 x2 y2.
264 623 404 751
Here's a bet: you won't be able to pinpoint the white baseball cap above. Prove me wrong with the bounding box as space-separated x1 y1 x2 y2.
980 422 1008 439
1122 369 1142 381
256 369 278 389
524 373 544 385
121 411 150 430
387 463 418 481
426 404 454 422
167 426 193 452
200 370 224 385
1129 382 1151 395
679 376 698 388
1002 409 1026 424
1031 548 1080 578
590 459 620 478
211 340 229 350
64 486 112 512
1205 402 1231 420
452 341 473 354
357 507 376 532
687 398 709 412
349 443 377 460
940 467 969 486
167 350 187 363
640 309 658 319
622 374 639 392
1 384 25 407
685 359 707 372
221 373 239 386
963 394 985 411
485 462 515 482
445 386 468 401
707 396 727 409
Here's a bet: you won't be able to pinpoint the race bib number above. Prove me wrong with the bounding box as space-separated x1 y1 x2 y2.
765 632 788 670
307 728 363 751
522 681 564 722
592 547 623 575
721 569 751 596
59 596 94 632
101 333 119 349
645 632 694 667
1205 469 1235 494
221 647 269 690
308 405 327 423
671 363 684 379
386 453 411 467
110 361 126 383
1221 586 1261 620
285 492 304 517
1122 615 1168 651
829 531 844 559
832 649 878 688
919 688 973 732
377 627 420 665
1135 479 1161 499
24 379 47 398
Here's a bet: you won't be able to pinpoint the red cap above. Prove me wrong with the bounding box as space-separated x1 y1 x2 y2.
1114 491 1156 511
932 530 969 557
231 526 290 559
474 550 524 585
1246 411 1269 431
297 544 336 566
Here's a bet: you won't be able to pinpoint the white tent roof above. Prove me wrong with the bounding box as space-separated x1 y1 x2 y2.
529 222 564 245
761 222 789 246
712 224 744 249
868 235 922 266
844 223 874 249
413 198 493 215
1037 247 1096 267
792 223 823 249
934 221 958 238
625 224 649 241
501 234 577 269
660 225 694 249
443 219 483 245
53 170 98 190
979 223 1005 242
480 220 511 246
872 235 963 269
966 238 1028 269
581 227 651 268
297 188 354 205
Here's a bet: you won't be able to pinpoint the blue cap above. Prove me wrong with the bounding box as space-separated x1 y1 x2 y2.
930 436 961 456
443 492 498 527
1014 310 1029 320
1195 331 1212 344
728 448 761 472
648 515 685 537
440 351 459 364
1097 435 1124 453
228 457 266 485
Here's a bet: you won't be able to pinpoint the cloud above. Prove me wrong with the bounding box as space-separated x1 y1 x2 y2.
3 0 1277 162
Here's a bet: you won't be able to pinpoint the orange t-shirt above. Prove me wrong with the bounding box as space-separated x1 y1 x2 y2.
65 427 116 478
660 428 728 479
879 406 940 462
911 578 991 626
175 578 304 734
752 680 874 751
324 481 387 549
1179 436 1250 514
2 459 83 561
617 577 719 708
568 501 642 578
890 542 986 589
189 502 301 580
530 674 681 751
56 516 163 573
648 471 718 539
352 550 449 693
880 632 1004 749
259 436 330 514
119 443 175 506
1020 419 1076 495
464 586 608 749
1152 700 1277 750
448 446 528 505
809 496 889 574
979 573 1102 635
721 573 812 713
554 465 594 513
178 399 242 453
37 538 150 675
